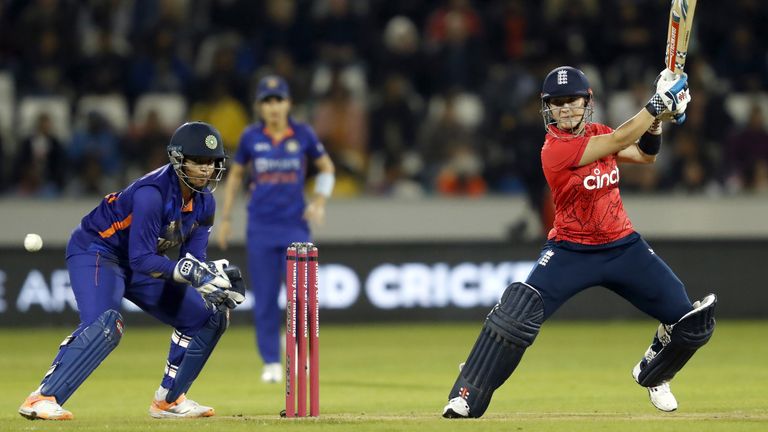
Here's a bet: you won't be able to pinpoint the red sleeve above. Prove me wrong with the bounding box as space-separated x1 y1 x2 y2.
541 135 590 172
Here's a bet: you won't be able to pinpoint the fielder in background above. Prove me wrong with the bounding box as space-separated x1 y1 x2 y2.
443 66 716 418
217 75 335 383
18 122 246 420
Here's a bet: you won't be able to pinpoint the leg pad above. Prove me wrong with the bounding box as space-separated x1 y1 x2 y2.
637 294 716 387
41 310 124 404
447 283 544 417
166 311 228 401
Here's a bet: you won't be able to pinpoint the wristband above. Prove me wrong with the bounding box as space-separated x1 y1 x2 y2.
314 172 335 197
645 94 665 118
638 132 662 155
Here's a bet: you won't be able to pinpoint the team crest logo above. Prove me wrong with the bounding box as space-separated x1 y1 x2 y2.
459 387 470 400
267 77 279 88
557 69 568 85
286 139 299 153
205 135 218 149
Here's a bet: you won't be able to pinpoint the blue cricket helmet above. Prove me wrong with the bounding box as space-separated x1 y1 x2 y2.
541 66 592 102
167 121 227 193
540 66 594 136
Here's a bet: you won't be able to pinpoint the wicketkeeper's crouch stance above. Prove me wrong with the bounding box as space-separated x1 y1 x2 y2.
18 122 246 420
442 66 715 418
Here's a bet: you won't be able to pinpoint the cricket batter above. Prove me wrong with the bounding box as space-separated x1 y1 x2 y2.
442 66 716 418
19 122 246 420
217 75 335 383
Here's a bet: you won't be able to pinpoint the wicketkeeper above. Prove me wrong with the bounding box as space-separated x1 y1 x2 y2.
19 122 246 420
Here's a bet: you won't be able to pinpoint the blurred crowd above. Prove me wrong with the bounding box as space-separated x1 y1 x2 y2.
0 0 767 199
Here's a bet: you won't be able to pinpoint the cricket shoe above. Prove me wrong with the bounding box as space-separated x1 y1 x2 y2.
18 393 73 420
261 362 283 383
632 358 678 412
149 393 214 418
442 397 470 418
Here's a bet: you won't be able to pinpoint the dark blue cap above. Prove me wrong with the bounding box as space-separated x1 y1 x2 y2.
256 75 290 101
541 66 591 101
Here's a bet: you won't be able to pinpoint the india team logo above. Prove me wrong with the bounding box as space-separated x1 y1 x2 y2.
286 139 299 153
205 135 218 149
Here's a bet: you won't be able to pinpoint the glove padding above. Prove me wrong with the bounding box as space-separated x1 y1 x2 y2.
204 265 246 312
646 69 690 121
173 253 231 295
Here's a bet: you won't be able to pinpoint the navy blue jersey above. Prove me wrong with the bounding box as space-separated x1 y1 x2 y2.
234 118 325 225
70 164 216 279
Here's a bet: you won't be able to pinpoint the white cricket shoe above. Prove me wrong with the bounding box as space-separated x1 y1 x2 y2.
442 397 470 418
149 393 214 418
18 393 73 420
261 362 283 383
632 361 678 412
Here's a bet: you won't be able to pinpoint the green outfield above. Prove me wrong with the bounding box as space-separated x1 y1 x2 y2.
0 321 766 431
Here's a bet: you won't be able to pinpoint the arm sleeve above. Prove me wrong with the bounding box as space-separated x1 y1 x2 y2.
128 186 176 279
179 198 215 261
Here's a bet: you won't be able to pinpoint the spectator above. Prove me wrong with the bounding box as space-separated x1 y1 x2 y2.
12 112 66 196
426 10 487 93
419 90 481 192
69 111 122 194
75 28 129 95
124 109 171 173
371 16 429 96
725 104 768 192
661 130 718 194
313 71 368 184
188 79 250 154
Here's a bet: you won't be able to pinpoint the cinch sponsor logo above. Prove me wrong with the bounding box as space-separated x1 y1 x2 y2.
583 167 620 190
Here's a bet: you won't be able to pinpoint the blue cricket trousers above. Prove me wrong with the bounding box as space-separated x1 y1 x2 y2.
525 232 693 324
246 222 310 364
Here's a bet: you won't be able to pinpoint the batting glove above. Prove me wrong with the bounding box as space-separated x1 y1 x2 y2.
646 70 690 119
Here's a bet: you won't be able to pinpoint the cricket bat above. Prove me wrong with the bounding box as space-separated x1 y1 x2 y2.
665 0 699 74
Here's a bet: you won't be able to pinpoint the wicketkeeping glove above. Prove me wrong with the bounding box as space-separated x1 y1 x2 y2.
173 253 231 295
204 265 246 312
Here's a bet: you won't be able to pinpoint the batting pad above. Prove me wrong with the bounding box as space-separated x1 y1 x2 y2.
448 282 544 417
637 294 716 387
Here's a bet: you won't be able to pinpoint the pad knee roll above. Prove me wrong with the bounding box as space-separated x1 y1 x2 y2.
637 294 716 387
448 282 544 417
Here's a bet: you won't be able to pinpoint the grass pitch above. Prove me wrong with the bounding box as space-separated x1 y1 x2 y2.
0 321 766 431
